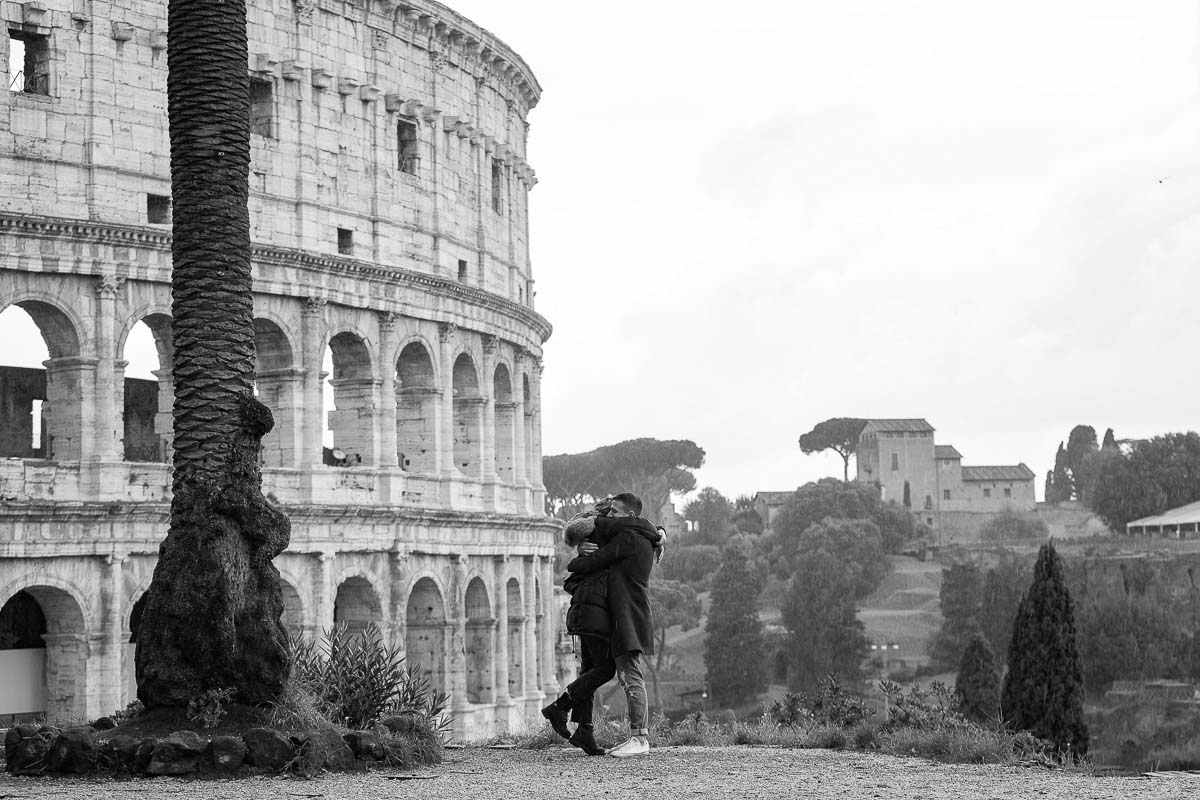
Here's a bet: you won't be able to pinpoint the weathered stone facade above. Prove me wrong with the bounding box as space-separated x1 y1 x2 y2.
0 0 562 740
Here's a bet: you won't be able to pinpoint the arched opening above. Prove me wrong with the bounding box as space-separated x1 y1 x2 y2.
493 364 515 484
323 332 376 466
506 578 523 698
395 342 438 473
464 577 493 704
405 578 447 693
121 315 172 462
333 577 382 636
254 319 299 468
0 585 87 722
452 353 482 478
0 302 82 460
279 579 304 642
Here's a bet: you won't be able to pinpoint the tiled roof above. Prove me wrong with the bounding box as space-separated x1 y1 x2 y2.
861 419 934 433
1127 501 1200 529
935 445 963 460
961 464 1035 482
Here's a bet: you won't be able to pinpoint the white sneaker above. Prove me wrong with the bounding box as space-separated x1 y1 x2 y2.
607 735 650 758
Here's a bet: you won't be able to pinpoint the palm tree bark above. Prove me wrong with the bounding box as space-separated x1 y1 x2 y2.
135 0 290 708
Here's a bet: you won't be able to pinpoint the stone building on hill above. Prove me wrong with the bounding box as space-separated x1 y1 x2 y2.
0 0 559 739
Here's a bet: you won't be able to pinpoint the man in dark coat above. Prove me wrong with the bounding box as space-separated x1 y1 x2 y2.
564 492 661 758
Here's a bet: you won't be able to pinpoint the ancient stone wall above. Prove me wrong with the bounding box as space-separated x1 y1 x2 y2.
0 0 561 739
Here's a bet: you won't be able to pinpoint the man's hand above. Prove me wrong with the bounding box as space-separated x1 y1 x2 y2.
578 542 598 555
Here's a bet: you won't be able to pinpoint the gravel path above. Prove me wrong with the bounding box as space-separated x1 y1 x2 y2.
1 746 1197 799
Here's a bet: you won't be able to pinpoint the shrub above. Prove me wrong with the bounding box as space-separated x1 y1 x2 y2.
186 687 234 729
803 675 875 728
879 680 967 732
956 633 1000 724
288 623 452 737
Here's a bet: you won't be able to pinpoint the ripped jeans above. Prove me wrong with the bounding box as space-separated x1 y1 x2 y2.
615 650 648 735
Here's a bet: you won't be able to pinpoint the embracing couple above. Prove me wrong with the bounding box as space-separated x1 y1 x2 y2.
541 492 664 758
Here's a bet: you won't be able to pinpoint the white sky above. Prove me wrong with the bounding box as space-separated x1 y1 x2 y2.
5 1 1200 503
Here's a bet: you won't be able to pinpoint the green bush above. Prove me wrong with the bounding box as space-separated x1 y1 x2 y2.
880 680 967 732
186 687 235 729
288 623 452 736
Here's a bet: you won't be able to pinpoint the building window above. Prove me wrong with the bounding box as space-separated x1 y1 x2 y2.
491 159 503 213
923 495 932 510
457 259 468 283
983 488 991 498
147 194 171 224
397 118 419 174
249 78 273 138
1004 487 1012 498
890 453 899 471
337 228 353 255
8 30 50 95
943 489 950 501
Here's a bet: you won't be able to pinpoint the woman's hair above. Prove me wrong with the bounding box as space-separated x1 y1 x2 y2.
563 513 595 547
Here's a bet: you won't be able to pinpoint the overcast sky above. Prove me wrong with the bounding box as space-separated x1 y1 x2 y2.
5 1 1200 506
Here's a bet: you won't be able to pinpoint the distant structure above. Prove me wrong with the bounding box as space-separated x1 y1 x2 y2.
1126 501 1200 539
758 418 1035 534
855 419 1035 529
0 0 557 739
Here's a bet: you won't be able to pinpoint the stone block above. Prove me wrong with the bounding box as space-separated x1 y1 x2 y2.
46 726 99 773
291 728 355 772
146 730 208 776
343 729 384 760
242 727 294 771
6 726 58 776
207 734 247 772
98 734 142 773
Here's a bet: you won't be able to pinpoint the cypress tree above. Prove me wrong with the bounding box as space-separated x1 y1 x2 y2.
956 632 1000 724
1001 541 1089 755
1046 443 1072 503
704 541 767 707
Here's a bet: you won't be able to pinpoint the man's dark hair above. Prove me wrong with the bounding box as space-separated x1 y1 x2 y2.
612 492 643 516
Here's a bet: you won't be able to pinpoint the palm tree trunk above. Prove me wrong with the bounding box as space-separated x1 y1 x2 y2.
135 0 290 708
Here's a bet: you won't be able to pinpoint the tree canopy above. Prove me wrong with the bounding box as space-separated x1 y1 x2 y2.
771 479 921 564
1088 432 1200 531
682 487 734 544
704 542 767 706
798 418 867 482
542 438 705 521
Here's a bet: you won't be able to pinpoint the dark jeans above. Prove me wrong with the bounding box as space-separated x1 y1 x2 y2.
566 635 616 726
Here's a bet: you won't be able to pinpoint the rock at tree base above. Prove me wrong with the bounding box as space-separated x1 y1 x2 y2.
7 727 58 775
243 727 294 771
91 716 117 730
4 725 37 766
132 738 157 774
147 730 208 775
98 735 143 773
208 735 247 772
46 726 99 773
291 728 355 771
343 730 384 760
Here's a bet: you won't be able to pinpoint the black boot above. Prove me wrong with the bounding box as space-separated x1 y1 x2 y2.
541 694 573 739
569 725 606 756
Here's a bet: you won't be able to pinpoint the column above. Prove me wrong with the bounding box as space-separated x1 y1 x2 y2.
43 357 98 461
437 322 456 476
151 368 174 461
512 350 527 486
539 555 559 696
378 312 400 468
522 555 540 701
104 553 126 712
492 556 511 706
480 335 497 485
449 555 469 713
387 545 408 652
315 552 336 633
530 356 546 512
254 368 304 468
300 298 327 471
93 276 123 461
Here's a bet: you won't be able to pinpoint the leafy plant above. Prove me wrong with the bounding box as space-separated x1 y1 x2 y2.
801 675 875 728
769 691 808 728
186 687 234 729
879 679 966 732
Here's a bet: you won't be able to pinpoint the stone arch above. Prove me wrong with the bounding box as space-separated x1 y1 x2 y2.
505 577 524 698
0 297 86 460
325 330 377 465
464 576 493 704
121 312 173 463
0 582 88 722
333 576 383 636
493 363 515 483
395 340 439 473
254 317 301 468
452 353 482 478
405 576 447 693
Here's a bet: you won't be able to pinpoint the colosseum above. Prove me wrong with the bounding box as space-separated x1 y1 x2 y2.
0 0 565 739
